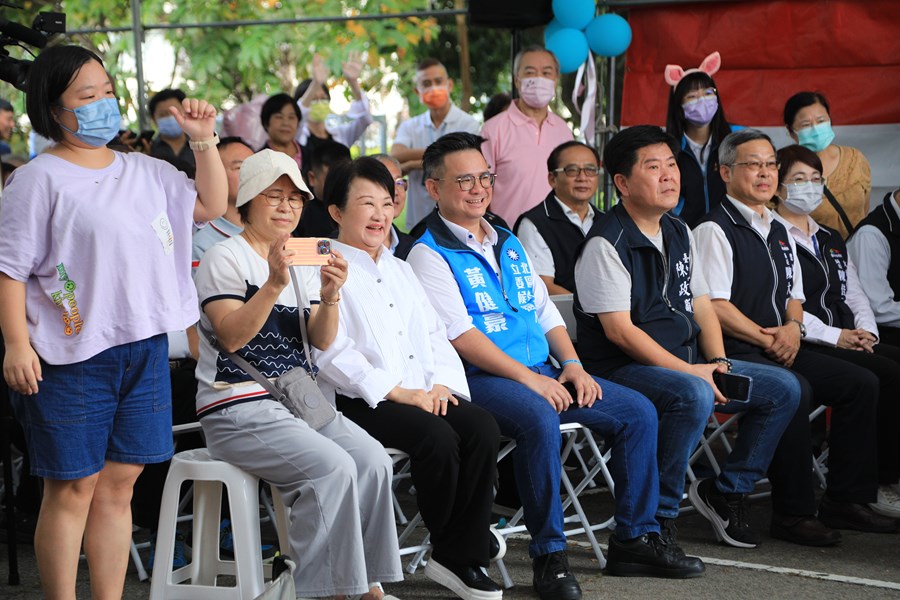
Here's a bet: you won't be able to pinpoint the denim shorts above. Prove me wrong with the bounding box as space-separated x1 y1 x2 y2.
10 333 175 480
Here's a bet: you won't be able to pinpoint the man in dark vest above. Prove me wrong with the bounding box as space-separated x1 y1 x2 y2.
693 129 895 539
848 188 900 348
407 132 704 600
574 125 826 548
515 141 603 294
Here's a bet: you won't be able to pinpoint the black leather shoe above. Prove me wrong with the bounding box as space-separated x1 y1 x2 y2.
606 532 705 579
532 551 582 600
770 514 842 546
818 497 898 533
656 516 685 558
425 558 502 600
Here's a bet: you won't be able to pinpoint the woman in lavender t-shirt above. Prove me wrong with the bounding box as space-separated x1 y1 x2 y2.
0 45 227 596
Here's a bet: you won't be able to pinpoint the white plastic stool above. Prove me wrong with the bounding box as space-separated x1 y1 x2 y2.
150 448 266 600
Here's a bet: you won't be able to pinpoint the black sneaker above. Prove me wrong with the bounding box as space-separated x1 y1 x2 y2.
688 478 761 548
606 532 705 579
655 516 684 557
532 551 582 600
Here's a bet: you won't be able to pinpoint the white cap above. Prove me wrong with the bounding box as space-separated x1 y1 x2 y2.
236 149 312 208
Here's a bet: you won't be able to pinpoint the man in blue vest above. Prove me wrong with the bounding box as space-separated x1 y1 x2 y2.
693 129 895 539
574 125 836 548
515 141 604 295
407 132 704 600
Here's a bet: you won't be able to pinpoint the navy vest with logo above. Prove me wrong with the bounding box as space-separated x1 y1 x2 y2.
796 224 855 329
415 211 550 369
575 203 700 377
852 192 900 301
513 192 603 292
698 199 795 355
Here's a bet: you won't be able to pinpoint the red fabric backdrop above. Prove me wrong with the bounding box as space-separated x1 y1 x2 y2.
621 0 900 127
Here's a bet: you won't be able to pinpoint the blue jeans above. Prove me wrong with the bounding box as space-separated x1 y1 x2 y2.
468 362 659 556
609 359 800 518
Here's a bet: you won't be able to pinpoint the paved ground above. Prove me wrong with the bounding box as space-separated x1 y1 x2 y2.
3 481 900 599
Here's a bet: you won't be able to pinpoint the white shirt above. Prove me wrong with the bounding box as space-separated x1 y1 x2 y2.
847 193 900 328
393 104 480 229
774 212 879 345
297 96 373 148
693 195 805 304
406 214 566 341
576 226 709 315
517 195 596 278
313 241 469 408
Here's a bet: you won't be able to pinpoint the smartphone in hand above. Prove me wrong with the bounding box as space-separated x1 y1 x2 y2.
284 238 332 266
713 371 753 403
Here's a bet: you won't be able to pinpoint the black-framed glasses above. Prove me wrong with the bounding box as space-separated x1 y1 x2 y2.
433 172 497 191
394 177 409 191
260 191 304 209
552 164 600 178
725 160 780 173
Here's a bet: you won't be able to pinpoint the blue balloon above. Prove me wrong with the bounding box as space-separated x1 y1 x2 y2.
546 28 589 74
543 19 565 46
585 13 632 57
552 0 595 30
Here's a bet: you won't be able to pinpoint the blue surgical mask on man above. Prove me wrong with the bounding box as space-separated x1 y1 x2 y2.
156 115 183 138
796 121 835 153
58 97 121 147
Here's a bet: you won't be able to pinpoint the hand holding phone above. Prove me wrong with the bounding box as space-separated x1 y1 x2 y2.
713 371 753 403
284 238 333 266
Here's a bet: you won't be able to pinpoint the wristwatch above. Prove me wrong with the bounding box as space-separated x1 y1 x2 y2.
188 132 220 152
786 318 807 338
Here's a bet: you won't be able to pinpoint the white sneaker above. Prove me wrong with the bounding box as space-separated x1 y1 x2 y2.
869 485 900 518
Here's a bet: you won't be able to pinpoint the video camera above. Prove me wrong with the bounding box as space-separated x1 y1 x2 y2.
0 4 65 91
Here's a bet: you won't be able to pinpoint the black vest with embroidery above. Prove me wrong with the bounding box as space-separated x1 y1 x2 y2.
575 203 699 377
699 200 795 355
797 224 855 329
514 192 603 292
852 192 900 301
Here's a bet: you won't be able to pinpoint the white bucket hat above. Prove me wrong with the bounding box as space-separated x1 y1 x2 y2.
236 149 312 208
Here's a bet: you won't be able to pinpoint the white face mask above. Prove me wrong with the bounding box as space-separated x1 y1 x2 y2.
782 181 824 215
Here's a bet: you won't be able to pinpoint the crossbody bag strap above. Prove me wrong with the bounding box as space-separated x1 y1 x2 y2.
823 185 856 237
197 322 286 401
289 266 317 381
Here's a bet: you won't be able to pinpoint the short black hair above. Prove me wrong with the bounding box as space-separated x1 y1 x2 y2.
237 202 251 225
292 79 330 103
307 139 351 173
783 91 830 132
0 98 12 113
603 125 678 181
422 132 485 180
148 88 186 119
260 93 301 132
547 141 600 172
217 136 252 153
776 144 823 186
26 45 106 142
323 156 395 213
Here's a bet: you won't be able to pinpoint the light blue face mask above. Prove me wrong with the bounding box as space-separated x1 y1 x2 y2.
796 121 835 153
156 115 183 138
58 97 121 147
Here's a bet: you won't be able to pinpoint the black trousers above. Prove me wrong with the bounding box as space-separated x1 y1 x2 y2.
336 395 500 568
730 347 879 515
877 325 900 349
804 341 900 484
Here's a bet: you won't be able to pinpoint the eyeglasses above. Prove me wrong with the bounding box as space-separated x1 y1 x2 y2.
394 177 408 191
552 164 600 178
433 172 497 191
785 175 825 185
260 191 305 209
726 161 780 173
682 87 717 104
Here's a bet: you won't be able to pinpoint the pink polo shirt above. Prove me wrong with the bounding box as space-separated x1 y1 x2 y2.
480 100 573 225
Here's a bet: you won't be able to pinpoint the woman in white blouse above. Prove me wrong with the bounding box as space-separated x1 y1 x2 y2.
314 157 504 600
772 144 900 516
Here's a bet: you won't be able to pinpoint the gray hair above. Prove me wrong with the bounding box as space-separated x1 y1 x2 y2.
718 129 775 167
513 45 560 76
372 153 401 171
